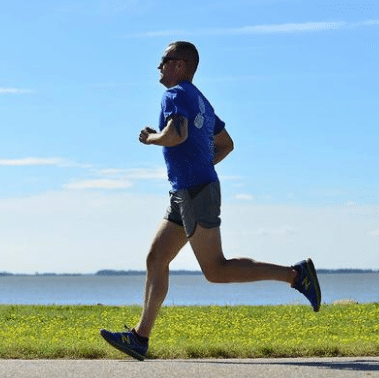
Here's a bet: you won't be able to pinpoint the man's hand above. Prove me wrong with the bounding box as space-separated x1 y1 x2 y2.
213 129 234 165
139 127 157 145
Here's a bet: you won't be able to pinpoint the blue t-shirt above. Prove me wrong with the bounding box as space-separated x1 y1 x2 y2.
159 81 225 191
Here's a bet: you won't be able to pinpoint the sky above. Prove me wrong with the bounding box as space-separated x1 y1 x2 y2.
1 0 378 274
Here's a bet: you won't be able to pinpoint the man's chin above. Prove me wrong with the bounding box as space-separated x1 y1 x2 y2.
159 78 170 88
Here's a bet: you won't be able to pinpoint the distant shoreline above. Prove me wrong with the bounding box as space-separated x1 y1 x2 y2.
1 268 378 277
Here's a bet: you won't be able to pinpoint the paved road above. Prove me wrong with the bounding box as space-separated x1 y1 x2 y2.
1 357 379 377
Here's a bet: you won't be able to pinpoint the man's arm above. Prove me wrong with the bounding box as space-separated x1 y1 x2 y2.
139 115 188 147
213 129 234 165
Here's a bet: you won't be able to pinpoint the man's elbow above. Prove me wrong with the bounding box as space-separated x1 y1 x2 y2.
166 133 188 147
224 139 234 155
175 134 188 146
228 139 234 153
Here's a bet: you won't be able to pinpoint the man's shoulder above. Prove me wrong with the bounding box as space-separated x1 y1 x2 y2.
163 85 184 98
162 83 192 105
167 81 193 95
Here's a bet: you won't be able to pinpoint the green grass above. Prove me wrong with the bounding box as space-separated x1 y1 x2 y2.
1 303 379 359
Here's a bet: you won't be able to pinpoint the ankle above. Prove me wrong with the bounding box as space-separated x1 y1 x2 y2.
132 328 149 344
290 268 298 287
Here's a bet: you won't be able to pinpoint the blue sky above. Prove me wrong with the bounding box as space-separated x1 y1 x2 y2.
1 0 378 273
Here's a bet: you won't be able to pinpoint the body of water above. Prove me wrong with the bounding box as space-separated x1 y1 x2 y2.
0 273 378 306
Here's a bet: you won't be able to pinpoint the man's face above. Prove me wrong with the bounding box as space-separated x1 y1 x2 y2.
158 46 183 88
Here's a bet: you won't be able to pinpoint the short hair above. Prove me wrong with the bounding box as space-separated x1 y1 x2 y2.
168 41 199 76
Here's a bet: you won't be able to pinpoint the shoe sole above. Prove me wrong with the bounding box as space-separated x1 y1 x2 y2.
100 330 145 361
305 258 322 312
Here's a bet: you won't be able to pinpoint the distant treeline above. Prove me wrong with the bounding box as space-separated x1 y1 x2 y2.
0 272 82 277
1 269 379 277
317 269 379 274
0 270 203 276
95 270 203 276
93 269 379 275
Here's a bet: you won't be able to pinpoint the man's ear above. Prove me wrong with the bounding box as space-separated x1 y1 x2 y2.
175 60 185 72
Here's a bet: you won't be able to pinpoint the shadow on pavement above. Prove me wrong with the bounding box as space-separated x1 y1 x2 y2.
169 359 379 372
262 359 379 372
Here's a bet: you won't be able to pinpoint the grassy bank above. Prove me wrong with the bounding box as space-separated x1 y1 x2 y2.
1 303 378 359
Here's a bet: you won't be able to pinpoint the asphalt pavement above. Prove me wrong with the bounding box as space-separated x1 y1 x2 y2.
1 357 379 378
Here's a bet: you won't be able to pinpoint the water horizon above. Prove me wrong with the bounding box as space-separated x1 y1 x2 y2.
1 272 378 306
1 268 379 277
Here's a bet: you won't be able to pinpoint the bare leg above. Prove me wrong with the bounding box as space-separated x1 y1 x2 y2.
135 220 187 338
190 225 297 284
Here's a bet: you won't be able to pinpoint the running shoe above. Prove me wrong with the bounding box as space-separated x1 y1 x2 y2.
292 258 321 312
100 327 148 361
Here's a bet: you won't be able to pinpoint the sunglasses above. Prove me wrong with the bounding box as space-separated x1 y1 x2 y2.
160 56 185 66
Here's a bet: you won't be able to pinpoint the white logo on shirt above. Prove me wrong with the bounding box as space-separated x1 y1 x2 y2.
198 96 206 114
194 96 205 129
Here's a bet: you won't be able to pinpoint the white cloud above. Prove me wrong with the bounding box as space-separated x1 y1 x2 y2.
346 201 357 207
234 193 255 201
98 166 167 180
207 21 345 35
0 157 93 169
0 88 34 94
0 157 65 166
219 174 241 181
0 158 165 191
123 19 379 38
63 166 167 190
352 20 379 27
64 179 133 190
256 225 296 237
310 189 346 197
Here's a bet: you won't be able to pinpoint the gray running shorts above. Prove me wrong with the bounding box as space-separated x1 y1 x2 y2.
164 181 221 238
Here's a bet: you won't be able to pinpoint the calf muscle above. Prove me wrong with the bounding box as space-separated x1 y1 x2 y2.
190 225 296 285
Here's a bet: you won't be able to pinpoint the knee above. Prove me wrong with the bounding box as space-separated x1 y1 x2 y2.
145 241 170 272
146 249 161 271
201 260 229 283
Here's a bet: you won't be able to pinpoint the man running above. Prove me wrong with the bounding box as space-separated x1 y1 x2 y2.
100 41 321 361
